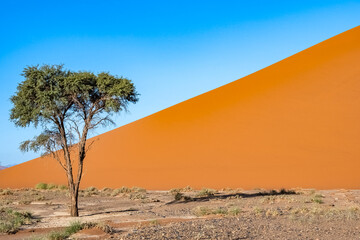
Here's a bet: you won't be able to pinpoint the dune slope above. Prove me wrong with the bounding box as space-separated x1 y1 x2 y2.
1 26 360 189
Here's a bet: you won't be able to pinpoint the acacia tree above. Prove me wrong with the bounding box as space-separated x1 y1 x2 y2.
10 64 138 216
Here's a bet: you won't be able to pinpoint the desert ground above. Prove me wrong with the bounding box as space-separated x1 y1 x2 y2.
1 186 360 239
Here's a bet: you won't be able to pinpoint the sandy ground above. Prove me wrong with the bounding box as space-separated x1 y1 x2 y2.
0 188 360 239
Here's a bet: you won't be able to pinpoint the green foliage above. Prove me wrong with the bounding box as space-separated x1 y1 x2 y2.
0 208 33 234
47 183 57 190
35 183 48 190
48 221 83 240
10 64 138 155
228 207 242 216
192 206 230 216
47 221 113 240
35 183 67 191
11 64 138 127
64 221 83 236
57 185 68 190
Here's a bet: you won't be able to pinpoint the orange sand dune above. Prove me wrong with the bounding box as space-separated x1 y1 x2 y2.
1 26 360 190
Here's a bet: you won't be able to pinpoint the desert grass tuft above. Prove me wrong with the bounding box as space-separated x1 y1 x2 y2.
48 221 114 239
311 194 324 204
35 183 48 190
196 188 216 197
57 185 68 190
192 206 241 216
48 221 83 240
0 208 33 234
131 186 146 193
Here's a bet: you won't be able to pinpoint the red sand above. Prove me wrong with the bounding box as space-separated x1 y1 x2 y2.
1 26 359 190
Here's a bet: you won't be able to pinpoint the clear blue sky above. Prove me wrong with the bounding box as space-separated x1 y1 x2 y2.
0 0 359 166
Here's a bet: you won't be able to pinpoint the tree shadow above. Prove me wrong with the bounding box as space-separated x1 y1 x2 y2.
80 208 138 217
166 189 297 205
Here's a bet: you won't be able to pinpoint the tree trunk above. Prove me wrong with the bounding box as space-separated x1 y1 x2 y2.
70 189 79 217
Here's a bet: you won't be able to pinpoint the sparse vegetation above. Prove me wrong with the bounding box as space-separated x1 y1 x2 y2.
170 189 192 201
253 206 265 216
196 188 216 197
47 221 113 239
228 207 242 216
48 221 85 240
0 208 33 234
174 192 184 201
0 188 359 239
193 206 241 216
129 192 147 200
311 194 324 204
35 183 68 191
35 183 48 190
111 186 146 197
131 187 146 193
57 185 68 190
261 189 296 196
46 184 57 190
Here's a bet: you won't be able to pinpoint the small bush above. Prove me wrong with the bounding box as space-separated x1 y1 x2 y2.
311 197 324 204
83 187 99 196
253 206 265 216
64 221 83 236
193 206 230 216
0 208 33 234
58 185 68 190
182 186 193 192
82 222 114 234
260 189 296 196
228 207 241 216
213 207 228 215
111 186 132 196
86 186 97 192
129 193 147 200
48 221 83 240
131 187 146 193
196 188 216 197
48 221 113 239
171 191 192 201
169 188 181 194
47 183 57 190
193 206 212 216
35 183 48 190
174 192 184 201
279 188 296 195
48 231 68 240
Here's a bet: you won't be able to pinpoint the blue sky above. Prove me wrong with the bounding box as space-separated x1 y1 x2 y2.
0 0 359 166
